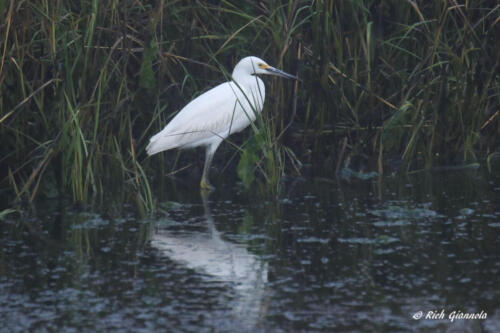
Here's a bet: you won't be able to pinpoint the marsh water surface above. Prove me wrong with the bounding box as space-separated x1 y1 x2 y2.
1 169 500 332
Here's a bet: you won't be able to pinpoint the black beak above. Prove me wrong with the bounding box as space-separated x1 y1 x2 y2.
265 66 298 80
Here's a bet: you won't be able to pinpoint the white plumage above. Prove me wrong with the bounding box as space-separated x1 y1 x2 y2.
147 56 296 189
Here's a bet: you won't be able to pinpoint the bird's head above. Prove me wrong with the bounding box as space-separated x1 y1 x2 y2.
233 56 297 80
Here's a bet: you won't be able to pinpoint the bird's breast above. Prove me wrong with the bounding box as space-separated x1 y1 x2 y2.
232 77 266 114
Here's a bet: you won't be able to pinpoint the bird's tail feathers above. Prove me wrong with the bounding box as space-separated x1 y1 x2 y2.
146 132 181 155
145 141 162 156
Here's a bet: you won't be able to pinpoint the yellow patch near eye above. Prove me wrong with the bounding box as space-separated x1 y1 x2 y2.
258 63 269 69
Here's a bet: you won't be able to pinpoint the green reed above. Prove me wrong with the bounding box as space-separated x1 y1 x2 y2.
1 1 498 208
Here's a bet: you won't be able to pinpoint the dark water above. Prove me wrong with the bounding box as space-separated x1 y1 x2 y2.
1 168 500 332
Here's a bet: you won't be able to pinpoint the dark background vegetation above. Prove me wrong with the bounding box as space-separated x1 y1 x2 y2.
0 0 499 207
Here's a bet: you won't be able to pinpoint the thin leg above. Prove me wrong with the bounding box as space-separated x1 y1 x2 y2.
200 143 220 190
200 150 214 190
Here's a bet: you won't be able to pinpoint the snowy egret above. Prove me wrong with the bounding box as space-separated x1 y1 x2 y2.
146 56 297 189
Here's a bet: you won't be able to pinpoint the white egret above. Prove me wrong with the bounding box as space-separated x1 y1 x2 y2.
146 56 297 189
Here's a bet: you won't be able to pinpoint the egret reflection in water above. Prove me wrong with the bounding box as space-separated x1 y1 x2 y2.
151 192 268 328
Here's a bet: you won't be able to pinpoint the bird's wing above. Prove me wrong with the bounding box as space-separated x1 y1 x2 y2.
147 81 260 154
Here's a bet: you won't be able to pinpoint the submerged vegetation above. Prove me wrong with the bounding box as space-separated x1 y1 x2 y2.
0 0 499 207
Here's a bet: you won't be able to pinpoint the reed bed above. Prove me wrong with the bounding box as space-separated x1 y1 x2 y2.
1 0 498 207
